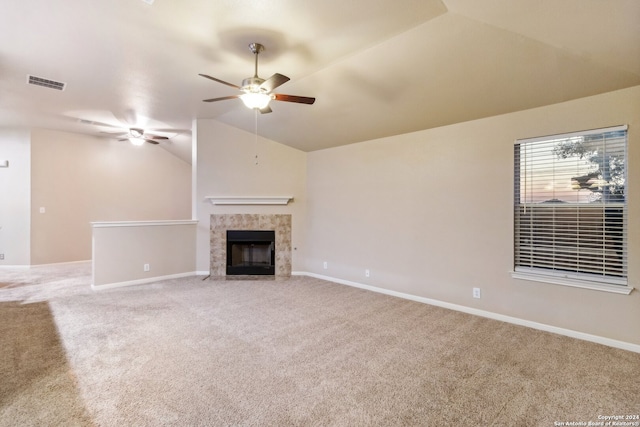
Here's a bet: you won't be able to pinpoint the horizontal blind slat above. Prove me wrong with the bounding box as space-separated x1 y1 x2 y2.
514 126 627 284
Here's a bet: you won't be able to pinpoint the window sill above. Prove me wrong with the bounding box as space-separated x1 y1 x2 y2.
512 270 634 295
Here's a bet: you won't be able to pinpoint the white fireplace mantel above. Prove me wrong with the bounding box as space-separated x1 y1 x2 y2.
205 196 293 205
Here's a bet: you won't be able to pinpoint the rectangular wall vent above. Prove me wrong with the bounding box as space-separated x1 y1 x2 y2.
27 75 66 91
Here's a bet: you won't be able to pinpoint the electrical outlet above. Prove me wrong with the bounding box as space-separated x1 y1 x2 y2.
365 269 370 277
473 287 481 299
144 264 150 272
323 261 328 270
0 254 4 260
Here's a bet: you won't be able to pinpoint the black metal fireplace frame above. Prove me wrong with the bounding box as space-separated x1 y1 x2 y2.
226 230 276 276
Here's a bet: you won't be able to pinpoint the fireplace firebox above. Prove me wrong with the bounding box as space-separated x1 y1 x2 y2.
226 230 276 276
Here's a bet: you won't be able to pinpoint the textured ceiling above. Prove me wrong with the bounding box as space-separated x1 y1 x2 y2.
0 0 639 162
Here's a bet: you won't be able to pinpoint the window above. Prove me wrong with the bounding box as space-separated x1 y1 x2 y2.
513 125 631 294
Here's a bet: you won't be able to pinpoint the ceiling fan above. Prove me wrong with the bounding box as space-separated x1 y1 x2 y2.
77 113 188 146
102 127 169 146
199 43 315 114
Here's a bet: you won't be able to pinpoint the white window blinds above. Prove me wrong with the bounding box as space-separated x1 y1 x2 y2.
514 125 628 286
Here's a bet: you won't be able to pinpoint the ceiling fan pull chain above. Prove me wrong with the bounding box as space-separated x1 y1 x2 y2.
254 109 259 165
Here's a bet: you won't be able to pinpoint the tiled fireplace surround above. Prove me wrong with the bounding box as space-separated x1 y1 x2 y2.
210 214 292 278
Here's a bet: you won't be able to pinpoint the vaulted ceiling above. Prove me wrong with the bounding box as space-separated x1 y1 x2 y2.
1 0 639 162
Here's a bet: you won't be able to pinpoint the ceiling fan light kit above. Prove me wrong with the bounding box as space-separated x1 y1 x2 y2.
200 42 315 113
240 92 272 109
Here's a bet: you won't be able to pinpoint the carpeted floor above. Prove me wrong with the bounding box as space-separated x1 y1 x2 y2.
1 263 639 426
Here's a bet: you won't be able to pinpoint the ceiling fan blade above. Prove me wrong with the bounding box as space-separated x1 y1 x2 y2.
273 94 316 105
145 139 160 145
147 135 169 140
199 74 242 89
260 73 290 92
147 128 190 134
203 95 241 103
80 119 122 129
100 131 127 136
259 105 272 114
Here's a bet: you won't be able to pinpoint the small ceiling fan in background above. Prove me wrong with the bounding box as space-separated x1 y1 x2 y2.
103 127 169 146
199 43 315 114
77 117 178 146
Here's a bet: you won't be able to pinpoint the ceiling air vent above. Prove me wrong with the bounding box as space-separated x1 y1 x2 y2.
27 75 66 91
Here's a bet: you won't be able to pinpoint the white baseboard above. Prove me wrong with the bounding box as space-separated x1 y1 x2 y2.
34 260 92 267
0 260 92 269
293 271 640 354
92 271 200 291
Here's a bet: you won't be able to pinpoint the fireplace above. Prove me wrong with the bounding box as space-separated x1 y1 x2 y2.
210 214 291 278
226 230 275 276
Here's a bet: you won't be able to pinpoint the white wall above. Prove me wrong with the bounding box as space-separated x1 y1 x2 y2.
30 129 192 265
305 86 640 346
0 129 31 265
92 220 197 288
194 119 307 273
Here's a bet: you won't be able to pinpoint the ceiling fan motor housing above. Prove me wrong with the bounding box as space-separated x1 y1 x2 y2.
242 77 267 93
129 128 144 138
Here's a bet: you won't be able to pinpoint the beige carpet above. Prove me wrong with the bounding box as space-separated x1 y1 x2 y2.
1 263 638 426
